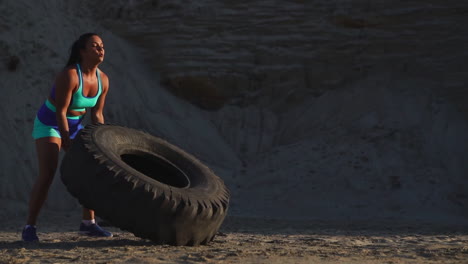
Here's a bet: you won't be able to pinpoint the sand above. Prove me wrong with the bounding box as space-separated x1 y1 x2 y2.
1 210 467 264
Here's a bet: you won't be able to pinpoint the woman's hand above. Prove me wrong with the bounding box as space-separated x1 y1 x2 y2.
61 136 71 152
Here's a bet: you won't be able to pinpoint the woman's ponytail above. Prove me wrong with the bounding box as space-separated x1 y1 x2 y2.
65 33 98 68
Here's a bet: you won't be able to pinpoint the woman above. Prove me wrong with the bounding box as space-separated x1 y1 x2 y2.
22 33 112 242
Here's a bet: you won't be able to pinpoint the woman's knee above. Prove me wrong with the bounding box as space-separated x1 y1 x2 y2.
38 165 57 178
36 167 56 188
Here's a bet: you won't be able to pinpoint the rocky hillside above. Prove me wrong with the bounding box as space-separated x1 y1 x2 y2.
0 0 467 222
88 0 468 221
91 0 468 114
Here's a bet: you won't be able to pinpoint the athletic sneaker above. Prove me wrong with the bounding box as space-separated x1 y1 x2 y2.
79 223 113 237
22 226 39 242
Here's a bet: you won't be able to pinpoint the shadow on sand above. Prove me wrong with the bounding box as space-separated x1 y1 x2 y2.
1 215 467 250
0 238 155 250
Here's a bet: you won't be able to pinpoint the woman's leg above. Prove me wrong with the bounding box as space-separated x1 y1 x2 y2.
26 137 61 225
26 135 112 237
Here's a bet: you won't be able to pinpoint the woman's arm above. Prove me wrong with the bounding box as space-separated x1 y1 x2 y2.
91 71 109 124
55 68 78 151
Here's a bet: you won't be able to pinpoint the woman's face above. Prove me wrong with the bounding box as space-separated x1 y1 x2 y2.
81 35 105 64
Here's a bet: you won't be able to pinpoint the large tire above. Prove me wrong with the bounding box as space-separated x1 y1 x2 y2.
60 124 230 246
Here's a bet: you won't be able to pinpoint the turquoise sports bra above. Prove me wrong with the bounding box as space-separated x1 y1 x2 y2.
69 64 103 111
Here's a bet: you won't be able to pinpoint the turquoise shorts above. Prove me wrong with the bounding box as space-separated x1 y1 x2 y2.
32 100 84 139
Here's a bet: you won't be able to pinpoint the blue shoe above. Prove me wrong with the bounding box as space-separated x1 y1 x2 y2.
22 226 39 242
79 223 113 237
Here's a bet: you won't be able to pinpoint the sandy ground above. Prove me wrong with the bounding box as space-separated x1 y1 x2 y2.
0 211 467 264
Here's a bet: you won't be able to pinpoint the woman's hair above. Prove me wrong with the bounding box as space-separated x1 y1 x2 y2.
65 33 99 67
